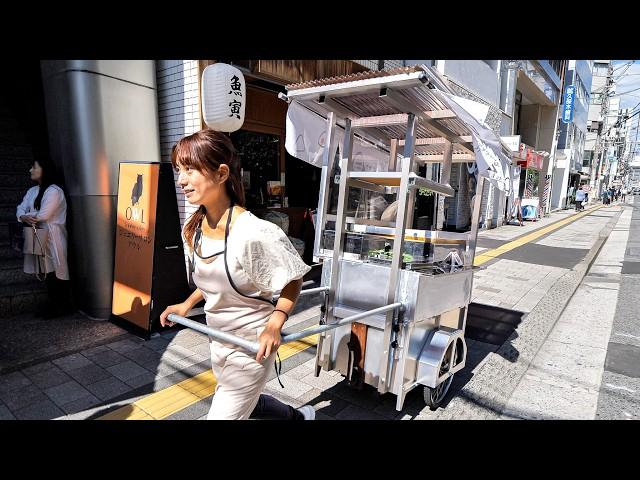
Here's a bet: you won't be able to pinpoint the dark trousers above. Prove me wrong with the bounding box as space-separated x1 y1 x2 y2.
250 394 304 420
44 272 74 314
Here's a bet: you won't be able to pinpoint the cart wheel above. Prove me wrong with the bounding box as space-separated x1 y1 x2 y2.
423 342 455 410
423 374 453 410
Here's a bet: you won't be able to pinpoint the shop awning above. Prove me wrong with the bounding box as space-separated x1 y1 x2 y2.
515 143 548 170
284 65 513 192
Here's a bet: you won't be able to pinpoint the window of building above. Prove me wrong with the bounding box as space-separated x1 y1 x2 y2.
575 78 590 104
548 60 564 78
514 91 522 136
593 63 609 76
229 130 281 209
588 122 600 133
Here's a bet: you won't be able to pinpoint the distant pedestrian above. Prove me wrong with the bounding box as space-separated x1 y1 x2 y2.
621 187 627 202
602 189 609 205
510 197 524 226
574 186 586 211
567 186 575 209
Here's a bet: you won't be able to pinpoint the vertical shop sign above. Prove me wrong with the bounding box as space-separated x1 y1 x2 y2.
562 84 576 124
112 163 159 329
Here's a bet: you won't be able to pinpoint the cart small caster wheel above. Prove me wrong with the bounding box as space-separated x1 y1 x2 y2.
423 374 454 410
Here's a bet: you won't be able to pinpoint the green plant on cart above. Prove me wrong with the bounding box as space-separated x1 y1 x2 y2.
417 187 434 197
368 248 414 263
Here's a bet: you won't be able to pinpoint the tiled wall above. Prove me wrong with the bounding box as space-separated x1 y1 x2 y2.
155 60 201 230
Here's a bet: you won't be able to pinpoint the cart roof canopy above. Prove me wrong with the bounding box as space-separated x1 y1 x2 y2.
284 64 514 192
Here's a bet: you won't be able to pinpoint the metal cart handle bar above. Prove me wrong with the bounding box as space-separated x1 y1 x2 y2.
167 301 403 354
275 285 329 300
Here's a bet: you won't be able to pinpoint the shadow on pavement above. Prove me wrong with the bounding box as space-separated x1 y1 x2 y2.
465 303 525 347
0 310 131 375
294 337 498 420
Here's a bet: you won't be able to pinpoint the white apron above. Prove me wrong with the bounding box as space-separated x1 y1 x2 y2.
191 208 278 420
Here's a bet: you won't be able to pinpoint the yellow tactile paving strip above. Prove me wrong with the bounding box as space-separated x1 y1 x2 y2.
98 332 319 420
473 205 605 266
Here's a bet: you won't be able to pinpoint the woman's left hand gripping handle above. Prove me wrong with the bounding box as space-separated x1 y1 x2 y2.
256 323 283 362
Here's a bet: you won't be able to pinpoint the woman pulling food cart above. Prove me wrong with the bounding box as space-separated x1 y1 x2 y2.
160 129 315 420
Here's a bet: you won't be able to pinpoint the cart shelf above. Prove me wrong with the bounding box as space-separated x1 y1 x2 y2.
325 214 396 228
348 171 454 197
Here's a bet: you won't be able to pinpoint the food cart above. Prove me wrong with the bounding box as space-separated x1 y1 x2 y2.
170 65 512 411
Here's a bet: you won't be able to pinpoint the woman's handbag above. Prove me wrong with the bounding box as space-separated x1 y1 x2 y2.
23 224 49 256
23 224 49 281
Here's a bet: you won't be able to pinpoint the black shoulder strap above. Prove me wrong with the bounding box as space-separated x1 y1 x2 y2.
193 225 225 260
223 204 277 306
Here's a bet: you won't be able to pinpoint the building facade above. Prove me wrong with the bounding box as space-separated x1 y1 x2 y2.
26 59 568 318
551 60 593 209
381 60 565 229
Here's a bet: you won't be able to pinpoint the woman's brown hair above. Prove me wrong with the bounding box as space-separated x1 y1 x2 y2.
171 129 245 249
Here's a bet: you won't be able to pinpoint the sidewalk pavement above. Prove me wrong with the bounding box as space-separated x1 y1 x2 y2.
596 195 640 419
0 201 623 420
502 203 633 419
473 201 606 312
427 202 624 420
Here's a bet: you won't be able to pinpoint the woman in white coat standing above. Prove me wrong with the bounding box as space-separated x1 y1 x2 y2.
159 129 315 420
16 159 73 318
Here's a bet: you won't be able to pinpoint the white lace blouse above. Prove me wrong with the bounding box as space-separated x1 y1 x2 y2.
184 211 311 335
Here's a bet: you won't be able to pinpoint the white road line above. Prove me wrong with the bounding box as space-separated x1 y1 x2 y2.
605 384 636 393
614 333 640 340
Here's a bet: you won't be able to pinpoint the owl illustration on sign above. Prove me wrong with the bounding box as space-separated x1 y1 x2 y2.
131 174 143 206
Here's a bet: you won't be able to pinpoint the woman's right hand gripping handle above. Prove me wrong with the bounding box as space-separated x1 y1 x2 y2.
159 303 190 328
159 288 204 328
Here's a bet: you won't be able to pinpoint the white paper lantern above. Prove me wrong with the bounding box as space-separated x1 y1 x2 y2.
201 63 246 132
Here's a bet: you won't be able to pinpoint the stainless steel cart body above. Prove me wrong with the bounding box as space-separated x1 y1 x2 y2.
317 258 471 408
282 65 512 410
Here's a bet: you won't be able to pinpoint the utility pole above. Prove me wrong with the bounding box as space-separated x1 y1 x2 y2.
634 112 640 161
634 114 640 186
594 63 614 196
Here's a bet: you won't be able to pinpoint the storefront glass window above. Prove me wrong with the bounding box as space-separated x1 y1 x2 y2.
229 130 281 209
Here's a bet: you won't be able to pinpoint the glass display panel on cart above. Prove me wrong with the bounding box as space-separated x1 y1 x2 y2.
319 137 398 260
319 148 469 271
